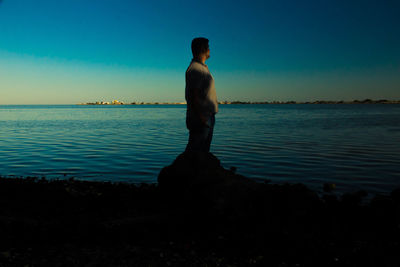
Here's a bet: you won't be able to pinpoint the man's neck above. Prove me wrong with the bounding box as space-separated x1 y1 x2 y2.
193 56 206 65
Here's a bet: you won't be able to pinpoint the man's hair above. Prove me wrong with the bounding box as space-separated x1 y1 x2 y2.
191 37 209 57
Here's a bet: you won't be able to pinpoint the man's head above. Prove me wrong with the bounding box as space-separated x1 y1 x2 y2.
191 37 210 60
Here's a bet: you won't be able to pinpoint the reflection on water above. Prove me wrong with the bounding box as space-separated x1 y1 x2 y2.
1 104 400 195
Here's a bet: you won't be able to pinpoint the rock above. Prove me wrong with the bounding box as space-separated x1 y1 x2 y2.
157 151 258 215
158 151 222 190
323 183 336 193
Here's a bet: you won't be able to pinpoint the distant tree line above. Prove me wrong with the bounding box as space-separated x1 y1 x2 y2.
79 99 400 105
221 99 400 104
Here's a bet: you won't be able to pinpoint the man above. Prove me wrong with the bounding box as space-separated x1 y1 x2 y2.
185 37 218 152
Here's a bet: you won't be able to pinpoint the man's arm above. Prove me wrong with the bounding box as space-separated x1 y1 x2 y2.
191 86 209 128
187 70 209 127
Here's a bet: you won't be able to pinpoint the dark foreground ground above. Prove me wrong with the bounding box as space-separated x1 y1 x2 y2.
0 152 399 267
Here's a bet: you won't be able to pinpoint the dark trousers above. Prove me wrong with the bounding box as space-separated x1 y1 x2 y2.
185 114 215 153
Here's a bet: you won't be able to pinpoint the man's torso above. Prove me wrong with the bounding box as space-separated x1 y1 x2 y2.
185 60 218 120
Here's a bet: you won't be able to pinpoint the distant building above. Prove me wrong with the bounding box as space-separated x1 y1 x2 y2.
112 100 123 105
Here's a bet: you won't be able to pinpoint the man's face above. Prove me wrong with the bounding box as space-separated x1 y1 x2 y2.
205 46 210 59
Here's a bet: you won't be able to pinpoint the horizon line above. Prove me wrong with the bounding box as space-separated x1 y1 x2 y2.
1 98 400 106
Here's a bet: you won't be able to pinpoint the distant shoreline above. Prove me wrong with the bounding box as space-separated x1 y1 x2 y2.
77 99 400 105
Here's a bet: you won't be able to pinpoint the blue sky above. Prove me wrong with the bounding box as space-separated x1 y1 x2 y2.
0 0 399 104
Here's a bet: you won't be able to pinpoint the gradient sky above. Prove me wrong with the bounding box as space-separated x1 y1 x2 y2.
0 0 399 104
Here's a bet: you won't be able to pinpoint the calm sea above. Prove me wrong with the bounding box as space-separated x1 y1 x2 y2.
1 104 399 195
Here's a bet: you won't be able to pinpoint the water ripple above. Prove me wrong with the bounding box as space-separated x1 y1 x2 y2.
1 105 400 195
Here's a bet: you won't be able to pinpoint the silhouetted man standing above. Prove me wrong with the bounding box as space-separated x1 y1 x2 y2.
185 37 218 152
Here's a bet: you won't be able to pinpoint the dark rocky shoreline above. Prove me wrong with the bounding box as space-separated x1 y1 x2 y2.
1 152 399 266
